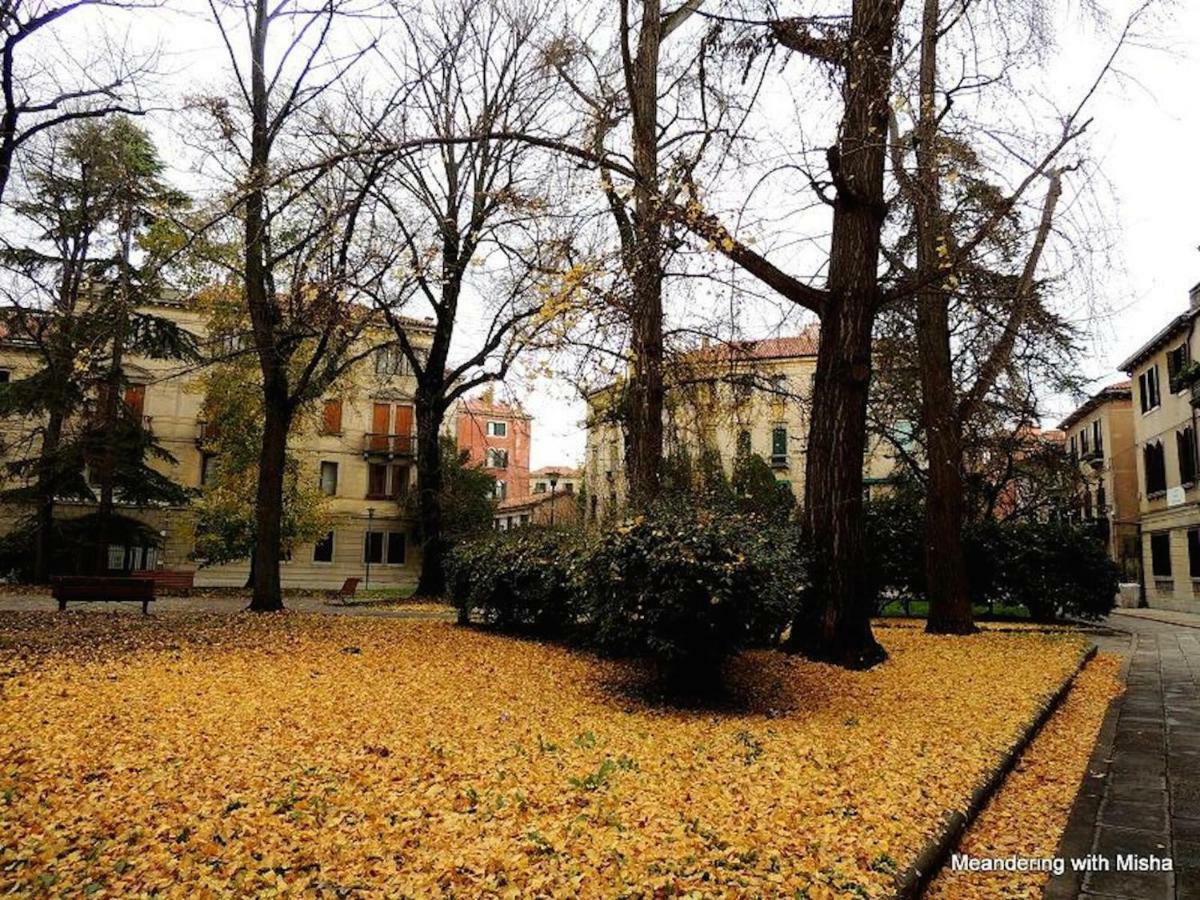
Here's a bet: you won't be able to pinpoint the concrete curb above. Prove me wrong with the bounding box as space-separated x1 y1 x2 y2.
894 642 1099 899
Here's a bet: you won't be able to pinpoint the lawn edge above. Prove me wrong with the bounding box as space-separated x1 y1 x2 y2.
894 640 1099 899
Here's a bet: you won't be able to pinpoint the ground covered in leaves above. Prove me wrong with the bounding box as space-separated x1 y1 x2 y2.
928 653 1124 899
0 613 1090 897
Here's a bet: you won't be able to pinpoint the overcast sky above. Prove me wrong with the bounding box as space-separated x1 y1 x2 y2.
34 0 1200 468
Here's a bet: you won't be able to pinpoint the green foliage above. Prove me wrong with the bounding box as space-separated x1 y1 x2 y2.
445 527 580 632
575 504 804 684
731 452 797 524
0 512 161 581
435 436 499 541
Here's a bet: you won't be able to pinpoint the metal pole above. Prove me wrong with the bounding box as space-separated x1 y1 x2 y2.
549 479 557 526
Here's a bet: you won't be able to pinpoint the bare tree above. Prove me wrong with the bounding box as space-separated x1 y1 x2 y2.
0 0 156 205
366 0 565 596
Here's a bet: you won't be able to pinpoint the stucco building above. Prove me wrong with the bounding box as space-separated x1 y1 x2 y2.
1059 381 1139 580
1119 282 1200 611
582 327 901 523
451 391 531 503
0 296 434 589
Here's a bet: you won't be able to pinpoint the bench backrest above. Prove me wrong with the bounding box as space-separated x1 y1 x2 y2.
51 576 156 600
339 577 360 596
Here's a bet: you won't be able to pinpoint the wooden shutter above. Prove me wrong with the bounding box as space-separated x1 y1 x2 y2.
124 384 146 417
371 402 391 451
393 405 414 453
322 398 343 435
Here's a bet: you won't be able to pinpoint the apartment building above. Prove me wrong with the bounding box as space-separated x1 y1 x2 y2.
582 327 900 523
1059 381 1139 579
1119 283 1200 611
530 466 582 497
0 296 434 589
452 391 531 503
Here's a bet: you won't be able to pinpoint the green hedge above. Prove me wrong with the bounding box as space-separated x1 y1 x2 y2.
446 508 807 689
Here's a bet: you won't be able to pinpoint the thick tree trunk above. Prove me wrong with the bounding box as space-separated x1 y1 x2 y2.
32 409 65 583
786 0 899 668
623 0 664 511
911 0 975 634
249 373 289 611
414 397 446 598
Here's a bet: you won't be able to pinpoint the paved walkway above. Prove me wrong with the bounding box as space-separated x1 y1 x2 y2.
1045 609 1200 900
0 591 456 619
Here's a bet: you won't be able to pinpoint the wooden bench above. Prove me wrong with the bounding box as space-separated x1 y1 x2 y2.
329 577 360 605
133 569 196 596
51 576 156 614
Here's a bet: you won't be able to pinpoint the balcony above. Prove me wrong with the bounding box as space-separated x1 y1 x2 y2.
195 421 220 446
363 433 416 458
1082 447 1104 467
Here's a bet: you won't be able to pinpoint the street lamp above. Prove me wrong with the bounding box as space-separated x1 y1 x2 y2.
547 471 560 527
365 507 375 589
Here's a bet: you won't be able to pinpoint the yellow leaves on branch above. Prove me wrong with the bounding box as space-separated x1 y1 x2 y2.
0 614 1090 897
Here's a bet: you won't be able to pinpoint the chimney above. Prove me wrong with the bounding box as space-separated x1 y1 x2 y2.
1191 281 1200 310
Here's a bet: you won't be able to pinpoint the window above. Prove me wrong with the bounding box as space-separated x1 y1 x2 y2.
1180 427 1197 485
1151 532 1172 577
534 481 547 494
1096 483 1107 515
1082 489 1093 519
364 530 384 564
367 463 408 499
1070 434 1077 460
386 532 406 565
124 383 146 418
1168 344 1190 393
737 429 752 457
1144 441 1167 495
1080 428 1089 455
1190 530 1200 579
200 453 218 487
1092 419 1104 455
1139 365 1161 413
321 398 343 435
771 426 788 464
486 448 509 469
374 345 409 376
494 480 507 500
319 461 338 496
313 531 334 563
564 482 574 494
0 369 10 383
487 421 507 437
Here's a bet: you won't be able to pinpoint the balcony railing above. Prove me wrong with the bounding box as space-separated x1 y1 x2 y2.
363 433 416 457
196 421 220 446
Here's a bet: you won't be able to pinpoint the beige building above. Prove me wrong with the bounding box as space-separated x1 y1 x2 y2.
1119 282 1200 611
582 328 901 523
1059 381 1139 580
0 296 434 590
530 466 582 497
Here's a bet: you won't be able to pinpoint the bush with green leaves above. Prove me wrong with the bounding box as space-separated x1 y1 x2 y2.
574 506 806 687
445 528 581 632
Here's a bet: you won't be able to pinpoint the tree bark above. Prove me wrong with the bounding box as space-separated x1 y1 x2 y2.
622 0 665 511
414 396 446 597
910 0 975 634
32 408 65 582
249 372 289 611
786 0 900 668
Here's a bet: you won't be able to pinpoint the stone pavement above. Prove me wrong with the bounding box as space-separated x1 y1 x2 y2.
1045 609 1200 900
0 590 456 619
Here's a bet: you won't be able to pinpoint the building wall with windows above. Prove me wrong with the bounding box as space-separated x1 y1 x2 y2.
581 328 901 524
1060 382 1139 581
530 466 582 497
0 297 435 590
1120 283 1200 611
451 391 532 503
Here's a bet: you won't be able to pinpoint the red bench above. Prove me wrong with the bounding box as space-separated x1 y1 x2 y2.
51 576 156 614
133 569 196 596
329 577 360 605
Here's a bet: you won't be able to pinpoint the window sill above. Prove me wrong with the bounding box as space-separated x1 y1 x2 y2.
1147 491 1167 500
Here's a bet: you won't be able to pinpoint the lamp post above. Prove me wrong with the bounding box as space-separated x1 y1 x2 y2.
365 507 375 589
547 471 560 527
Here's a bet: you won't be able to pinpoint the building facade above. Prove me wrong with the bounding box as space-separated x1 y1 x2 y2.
0 297 434 590
582 328 900 523
1119 283 1200 611
530 466 582 497
1059 382 1139 580
452 391 532 503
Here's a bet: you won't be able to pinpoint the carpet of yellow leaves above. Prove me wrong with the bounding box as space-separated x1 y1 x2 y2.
0 614 1090 897
927 653 1124 899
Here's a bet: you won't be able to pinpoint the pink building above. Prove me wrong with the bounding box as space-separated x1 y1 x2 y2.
453 390 531 502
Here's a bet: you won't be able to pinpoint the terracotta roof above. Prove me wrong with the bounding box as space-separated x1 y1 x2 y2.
700 325 820 362
459 398 531 420
1118 304 1200 373
1058 380 1134 431
530 466 581 479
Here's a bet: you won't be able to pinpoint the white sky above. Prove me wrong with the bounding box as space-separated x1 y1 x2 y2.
26 0 1200 468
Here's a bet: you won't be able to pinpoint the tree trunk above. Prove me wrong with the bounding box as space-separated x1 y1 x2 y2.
249 373 289 611
414 396 446 597
32 409 65 583
911 0 975 634
623 0 664 511
786 0 900 668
